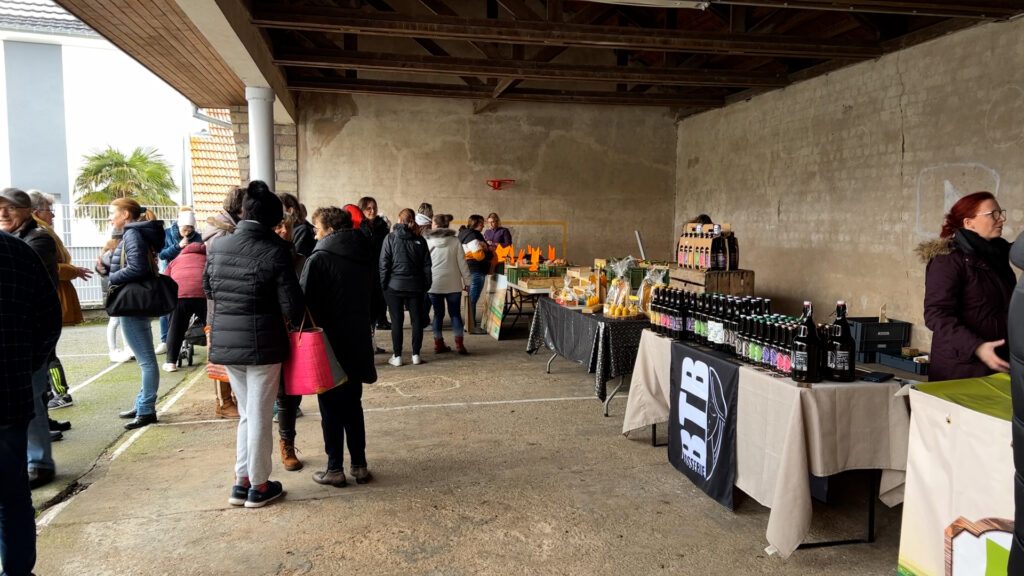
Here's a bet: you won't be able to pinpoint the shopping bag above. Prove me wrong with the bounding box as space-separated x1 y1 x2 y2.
323 335 348 389
283 310 344 395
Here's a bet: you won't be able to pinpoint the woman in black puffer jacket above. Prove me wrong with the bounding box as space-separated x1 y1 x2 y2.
108 198 167 431
1007 233 1024 572
379 208 432 367
204 181 304 509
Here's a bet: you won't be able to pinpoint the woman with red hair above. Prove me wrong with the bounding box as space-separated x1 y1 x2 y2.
917 191 1015 381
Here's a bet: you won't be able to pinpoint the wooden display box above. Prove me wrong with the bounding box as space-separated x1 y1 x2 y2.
519 277 560 290
668 267 755 296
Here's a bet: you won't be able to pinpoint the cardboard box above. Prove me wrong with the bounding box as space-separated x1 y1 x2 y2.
518 277 560 289
667 267 755 296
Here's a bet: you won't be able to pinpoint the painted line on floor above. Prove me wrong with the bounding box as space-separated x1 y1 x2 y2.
59 353 110 358
67 361 125 395
364 395 593 413
110 369 206 462
36 499 72 528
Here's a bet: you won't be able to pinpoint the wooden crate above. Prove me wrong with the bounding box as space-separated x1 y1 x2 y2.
668 267 755 296
518 277 560 289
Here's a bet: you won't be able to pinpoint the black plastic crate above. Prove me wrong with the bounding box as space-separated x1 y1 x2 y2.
856 351 877 364
878 353 929 376
857 340 906 353
849 317 912 344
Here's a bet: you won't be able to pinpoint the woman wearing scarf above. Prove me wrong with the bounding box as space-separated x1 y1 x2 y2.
917 191 1015 381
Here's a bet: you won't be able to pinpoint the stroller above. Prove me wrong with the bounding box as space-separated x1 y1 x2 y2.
177 314 207 368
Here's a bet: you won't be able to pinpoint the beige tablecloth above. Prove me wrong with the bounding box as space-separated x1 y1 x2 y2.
620 334 912 558
621 330 672 435
735 366 910 558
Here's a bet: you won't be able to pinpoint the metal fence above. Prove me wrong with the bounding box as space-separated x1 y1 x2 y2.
55 204 181 306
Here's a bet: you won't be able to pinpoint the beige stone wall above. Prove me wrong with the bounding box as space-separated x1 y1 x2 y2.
229 106 299 195
675 18 1024 348
297 93 677 264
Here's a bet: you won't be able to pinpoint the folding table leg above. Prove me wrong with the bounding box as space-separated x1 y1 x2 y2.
546 352 558 374
796 469 880 550
603 374 627 417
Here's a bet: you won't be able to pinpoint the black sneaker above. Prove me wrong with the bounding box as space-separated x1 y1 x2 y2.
244 480 284 508
228 484 248 506
49 430 64 442
124 413 158 430
375 320 392 330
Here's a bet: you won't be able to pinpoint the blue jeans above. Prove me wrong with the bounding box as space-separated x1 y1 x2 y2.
469 272 486 314
120 316 160 416
429 292 464 339
26 365 53 472
159 314 169 344
0 421 35 576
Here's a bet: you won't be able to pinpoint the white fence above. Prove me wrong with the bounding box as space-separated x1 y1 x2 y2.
55 204 181 306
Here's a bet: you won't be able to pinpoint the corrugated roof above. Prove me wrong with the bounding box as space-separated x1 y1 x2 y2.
0 0 96 36
190 108 240 222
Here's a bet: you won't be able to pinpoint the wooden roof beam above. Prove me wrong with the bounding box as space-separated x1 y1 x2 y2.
274 49 790 88
288 77 725 108
251 6 883 60
707 1 1021 20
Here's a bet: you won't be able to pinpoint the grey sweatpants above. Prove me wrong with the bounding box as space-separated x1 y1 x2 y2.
226 363 282 486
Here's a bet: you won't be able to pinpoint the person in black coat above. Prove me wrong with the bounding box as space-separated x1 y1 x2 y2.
107 199 167 431
204 181 304 509
380 208 432 367
1008 232 1024 572
0 228 62 576
359 196 392 333
300 206 378 487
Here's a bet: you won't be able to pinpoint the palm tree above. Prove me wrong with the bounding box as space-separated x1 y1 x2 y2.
74 146 178 206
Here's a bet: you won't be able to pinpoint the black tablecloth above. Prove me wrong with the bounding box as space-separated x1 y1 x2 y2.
527 297 648 400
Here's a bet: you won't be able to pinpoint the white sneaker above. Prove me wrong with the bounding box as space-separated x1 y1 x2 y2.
110 349 133 363
161 363 178 373
412 354 423 365
388 355 403 367
155 343 167 354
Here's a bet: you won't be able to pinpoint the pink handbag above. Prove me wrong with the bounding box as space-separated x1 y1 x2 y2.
283 311 339 396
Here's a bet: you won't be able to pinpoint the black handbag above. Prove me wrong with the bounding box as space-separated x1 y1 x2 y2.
105 241 178 317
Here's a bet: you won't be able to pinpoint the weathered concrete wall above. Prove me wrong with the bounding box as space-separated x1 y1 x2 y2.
676 19 1024 349
297 93 677 264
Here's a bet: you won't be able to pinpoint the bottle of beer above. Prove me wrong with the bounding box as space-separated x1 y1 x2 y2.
826 300 857 382
791 324 822 383
649 287 661 334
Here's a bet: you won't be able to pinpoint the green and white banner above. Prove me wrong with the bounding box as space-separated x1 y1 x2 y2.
898 375 1014 576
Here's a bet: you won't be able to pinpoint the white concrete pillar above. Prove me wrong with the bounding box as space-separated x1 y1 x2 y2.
245 86 276 185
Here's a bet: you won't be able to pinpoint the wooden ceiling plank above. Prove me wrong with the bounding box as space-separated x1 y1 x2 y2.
416 0 505 59
707 1 1020 20
289 77 723 107
497 0 543 21
250 6 884 60
274 49 790 87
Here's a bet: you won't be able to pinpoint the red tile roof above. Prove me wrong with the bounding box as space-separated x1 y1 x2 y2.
190 109 240 222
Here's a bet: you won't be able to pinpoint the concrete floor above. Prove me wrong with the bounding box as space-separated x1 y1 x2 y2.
33 322 903 575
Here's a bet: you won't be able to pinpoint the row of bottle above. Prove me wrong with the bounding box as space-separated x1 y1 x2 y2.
676 224 739 271
648 287 857 383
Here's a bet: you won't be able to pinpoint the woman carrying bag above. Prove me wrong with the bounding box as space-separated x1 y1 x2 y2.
204 181 304 509
107 198 168 430
300 206 378 487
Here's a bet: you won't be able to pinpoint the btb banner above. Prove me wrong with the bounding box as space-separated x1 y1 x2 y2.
668 341 739 509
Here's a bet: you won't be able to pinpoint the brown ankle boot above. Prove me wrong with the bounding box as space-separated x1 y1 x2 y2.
434 337 451 353
455 336 469 355
279 438 303 471
215 381 240 419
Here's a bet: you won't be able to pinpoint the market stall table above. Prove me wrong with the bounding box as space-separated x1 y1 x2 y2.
503 282 550 329
622 332 912 558
527 297 647 415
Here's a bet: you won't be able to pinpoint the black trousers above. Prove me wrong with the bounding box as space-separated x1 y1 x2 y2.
385 290 425 355
165 297 207 364
276 379 302 442
317 381 366 470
